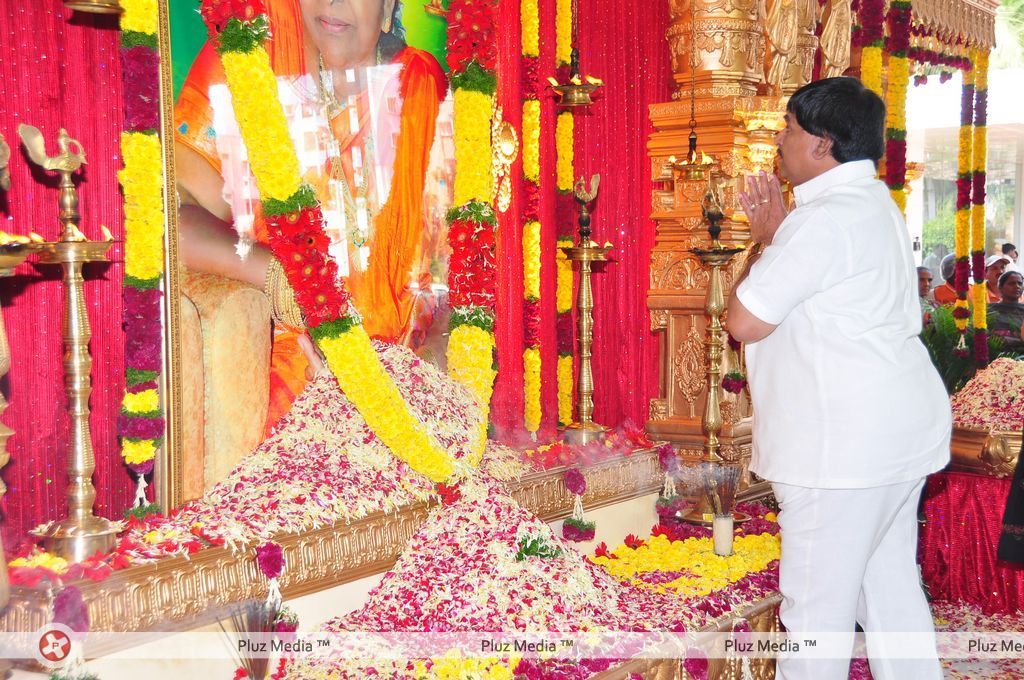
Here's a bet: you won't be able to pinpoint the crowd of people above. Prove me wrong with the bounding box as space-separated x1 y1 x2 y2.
919 243 1024 350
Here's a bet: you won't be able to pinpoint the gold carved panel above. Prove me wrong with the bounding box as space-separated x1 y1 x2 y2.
651 309 671 331
651 252 712 292
666 0 765 95
673 318 707 419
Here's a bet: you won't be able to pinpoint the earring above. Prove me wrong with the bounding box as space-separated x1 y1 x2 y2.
382 16 392 33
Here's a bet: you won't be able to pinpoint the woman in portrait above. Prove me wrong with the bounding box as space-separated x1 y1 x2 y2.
175 0 448 431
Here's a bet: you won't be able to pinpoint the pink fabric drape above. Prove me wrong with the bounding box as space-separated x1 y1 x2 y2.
570 0 668 429
491 0 669 436
492 0 526 436
920 471 1024 614
0 1 130 548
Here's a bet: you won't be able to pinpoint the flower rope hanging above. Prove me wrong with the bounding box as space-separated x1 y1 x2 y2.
117 0 166 505
521 0 543 435
857 0 885 97
554 0 576 427
445 0 500 434
953 56 975 352
970 46 990 366
561 467 595 542
883 0 911 214
199 0 480 483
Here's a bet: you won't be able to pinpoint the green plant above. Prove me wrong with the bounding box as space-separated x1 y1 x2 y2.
921 306 1024 393
515 534 563 561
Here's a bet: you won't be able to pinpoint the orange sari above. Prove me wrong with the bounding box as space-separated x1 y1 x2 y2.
175 1 446 431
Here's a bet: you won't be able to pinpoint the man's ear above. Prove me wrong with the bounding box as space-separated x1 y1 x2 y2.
812 135 834 160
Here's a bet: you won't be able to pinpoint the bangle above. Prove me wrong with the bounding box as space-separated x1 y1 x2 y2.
263 257 305 329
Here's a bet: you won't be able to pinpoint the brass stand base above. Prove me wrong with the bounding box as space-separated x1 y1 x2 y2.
563 422 609 445
36 517 119 563
676 509 752 526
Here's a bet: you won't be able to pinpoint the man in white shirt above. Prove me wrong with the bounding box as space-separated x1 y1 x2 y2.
727 78 950 680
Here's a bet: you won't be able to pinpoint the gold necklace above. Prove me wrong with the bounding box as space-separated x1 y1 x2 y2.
317 56 375 249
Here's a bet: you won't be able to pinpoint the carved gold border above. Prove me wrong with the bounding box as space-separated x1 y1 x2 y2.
1 450 662 647
949 426 1022 479
155 0 184 508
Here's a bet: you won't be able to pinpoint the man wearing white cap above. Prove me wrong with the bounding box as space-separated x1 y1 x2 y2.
985 254 1011 303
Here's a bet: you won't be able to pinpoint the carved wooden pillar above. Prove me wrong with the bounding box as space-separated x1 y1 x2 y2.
649 0 766 483
650 0 813 496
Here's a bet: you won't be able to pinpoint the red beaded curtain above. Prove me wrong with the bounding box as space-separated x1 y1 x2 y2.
0 1 129 548
491 0 669 436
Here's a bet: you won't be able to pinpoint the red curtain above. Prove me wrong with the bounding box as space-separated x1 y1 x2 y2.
920 471 1024 614
491 0 669 437
0 1 130 548
566 0 669 429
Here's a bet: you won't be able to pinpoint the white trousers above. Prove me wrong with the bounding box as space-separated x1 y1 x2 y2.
772 478 942 680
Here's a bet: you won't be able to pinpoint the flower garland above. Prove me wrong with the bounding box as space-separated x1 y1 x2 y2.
200 1 475 483
909 24 972 86
970 47 990 366
555 0 572 67
953 60 976 348
446 2 500 427
554 175 575 428
555 111 574 193
555 287 574 426
592 532 780 600
521 2 543 435
883 1 911 214
118 0 165 502
562 467 595 541
857 0 885 97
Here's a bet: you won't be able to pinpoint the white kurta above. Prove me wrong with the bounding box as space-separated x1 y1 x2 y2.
736 159 951 488
735 160 948 680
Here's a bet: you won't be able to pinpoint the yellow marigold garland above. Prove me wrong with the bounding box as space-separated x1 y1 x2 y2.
120 0 157 34
953 63 976 337
220 49 303 203
453 88 495 207
122 389 159 415
521 0 540 58
523 220 542 299
523 347 542 433
970 48 990 354
522 99 541 183
447 324 498 420
555 0 573 67
205 9 478 483
592 533 780 600
119 1 165 487
883 56 909 212
119 133 165 283
555 238 574 314
318 329 456 482
555 111 574 193
123 439 158 466
861 46 884 98
447 5 500 429
557 354 574 425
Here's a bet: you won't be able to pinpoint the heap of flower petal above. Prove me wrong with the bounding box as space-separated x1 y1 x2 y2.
118 343 522 561
286 486 778 678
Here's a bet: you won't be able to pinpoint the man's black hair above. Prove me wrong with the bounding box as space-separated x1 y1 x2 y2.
1003 243 1017 255
787 77 886 164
